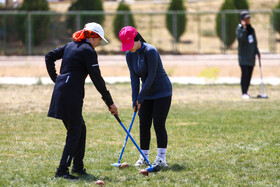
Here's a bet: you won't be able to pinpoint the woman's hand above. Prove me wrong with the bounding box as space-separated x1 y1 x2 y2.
241 19 247 29
109 104 118 116
133 101 141 112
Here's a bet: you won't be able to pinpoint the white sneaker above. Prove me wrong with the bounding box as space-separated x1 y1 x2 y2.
152 156 168 167
134 155 148 167
242 94 250 99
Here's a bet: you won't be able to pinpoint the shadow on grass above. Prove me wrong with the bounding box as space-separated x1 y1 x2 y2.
79 174 99 181
161 164 187 172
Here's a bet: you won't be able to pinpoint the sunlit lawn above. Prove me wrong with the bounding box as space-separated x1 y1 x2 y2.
0 84 279 186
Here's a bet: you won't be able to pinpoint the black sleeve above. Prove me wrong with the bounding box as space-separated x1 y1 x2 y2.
84 49 114 108
45 44 67 83
236 26 248 42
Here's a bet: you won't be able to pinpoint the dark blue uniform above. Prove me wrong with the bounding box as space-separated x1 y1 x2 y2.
46 40 113 121
126 43 172 106
126 42 172 150
45 40 113 173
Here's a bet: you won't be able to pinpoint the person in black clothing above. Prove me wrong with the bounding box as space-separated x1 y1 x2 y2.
45 22 118 180
236 11 260 99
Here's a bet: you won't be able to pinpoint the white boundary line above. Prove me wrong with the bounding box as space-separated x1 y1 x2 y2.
1 76 280 85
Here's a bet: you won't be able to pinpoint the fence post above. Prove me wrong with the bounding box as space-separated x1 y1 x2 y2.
271 11 275 53
197 13 201 53
172 12 177 54
221 12 226 54
3 15 6 55
28 12 32 55
76 13 81 30
124 12 128 26
149 13 153 45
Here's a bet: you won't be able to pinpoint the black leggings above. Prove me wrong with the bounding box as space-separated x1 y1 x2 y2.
138 96 171 150
240 65 254 94
58 117 86 172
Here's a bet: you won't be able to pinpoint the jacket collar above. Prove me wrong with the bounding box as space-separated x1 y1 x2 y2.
135 42 146 53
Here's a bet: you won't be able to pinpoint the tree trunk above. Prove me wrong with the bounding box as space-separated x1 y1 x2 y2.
5 0 14 8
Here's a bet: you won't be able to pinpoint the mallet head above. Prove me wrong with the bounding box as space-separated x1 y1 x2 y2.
110 163 121 167
257 94 268 98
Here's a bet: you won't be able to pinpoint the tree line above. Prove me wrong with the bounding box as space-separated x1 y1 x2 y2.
1 0 280 48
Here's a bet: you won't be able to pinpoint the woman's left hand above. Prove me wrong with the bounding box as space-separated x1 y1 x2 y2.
136 101 141 111
109 104 118 116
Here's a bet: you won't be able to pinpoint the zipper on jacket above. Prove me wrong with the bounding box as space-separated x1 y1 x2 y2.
137 53 140 67
65 76 70 83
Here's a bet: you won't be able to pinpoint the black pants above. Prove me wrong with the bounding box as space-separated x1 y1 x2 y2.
240 65 254 94
138 96 171 150
58 117 86 172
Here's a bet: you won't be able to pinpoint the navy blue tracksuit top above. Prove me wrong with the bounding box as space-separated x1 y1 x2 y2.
45 40 113 122
126 42 172 106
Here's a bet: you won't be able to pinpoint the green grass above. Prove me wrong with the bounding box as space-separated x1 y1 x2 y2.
0 84 279 186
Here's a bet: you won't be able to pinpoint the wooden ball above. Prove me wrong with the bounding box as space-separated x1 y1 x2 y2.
139 169 149 176
120 162 130 169
95 180 104 185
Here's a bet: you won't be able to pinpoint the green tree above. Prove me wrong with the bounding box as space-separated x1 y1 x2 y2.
15 0 50 46
113 2 135 39
216 0 239 48
273 1 280 34
67 0 104 31
233 0 249 10
165 0 187 41
0 6 17 44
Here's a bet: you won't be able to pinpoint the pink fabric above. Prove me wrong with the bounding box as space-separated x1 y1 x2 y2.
119 26 137 52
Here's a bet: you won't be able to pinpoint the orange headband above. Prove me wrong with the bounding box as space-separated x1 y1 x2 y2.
72 30 100 42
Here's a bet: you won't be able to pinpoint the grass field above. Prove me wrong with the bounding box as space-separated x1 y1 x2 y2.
0 84 280 186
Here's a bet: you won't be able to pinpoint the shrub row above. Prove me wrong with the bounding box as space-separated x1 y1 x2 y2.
12 0 280 48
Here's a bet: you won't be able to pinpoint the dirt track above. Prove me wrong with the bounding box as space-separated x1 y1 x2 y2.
0 54 279 78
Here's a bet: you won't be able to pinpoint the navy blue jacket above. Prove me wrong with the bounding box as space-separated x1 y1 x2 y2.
45 40 113 122
126 43 172 106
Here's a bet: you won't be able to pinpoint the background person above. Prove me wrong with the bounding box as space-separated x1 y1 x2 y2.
119 26 172 167
45 22 118 180
236 11 260 99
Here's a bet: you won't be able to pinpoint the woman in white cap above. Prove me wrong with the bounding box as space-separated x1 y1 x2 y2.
119 26 172 168
45 22 118 180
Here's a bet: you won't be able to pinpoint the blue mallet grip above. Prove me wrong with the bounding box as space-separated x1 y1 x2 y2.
114 114 122 124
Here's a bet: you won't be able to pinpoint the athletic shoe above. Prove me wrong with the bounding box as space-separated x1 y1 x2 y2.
152 156 168 167
134 155 148 167
71 168 89 176
242 94 250 99
55 170 79 180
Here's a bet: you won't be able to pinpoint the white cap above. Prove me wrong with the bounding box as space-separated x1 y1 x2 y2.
84 22 109 45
